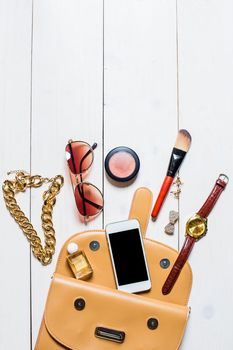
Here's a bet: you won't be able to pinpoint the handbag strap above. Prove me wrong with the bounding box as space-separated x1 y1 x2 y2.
128 187 153 238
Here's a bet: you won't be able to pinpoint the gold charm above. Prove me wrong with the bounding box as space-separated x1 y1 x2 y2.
171 176 183 199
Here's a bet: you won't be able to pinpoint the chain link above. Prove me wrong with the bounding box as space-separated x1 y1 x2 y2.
2 171 64 266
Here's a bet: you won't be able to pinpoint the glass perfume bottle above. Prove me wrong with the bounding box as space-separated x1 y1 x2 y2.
67 243 93 280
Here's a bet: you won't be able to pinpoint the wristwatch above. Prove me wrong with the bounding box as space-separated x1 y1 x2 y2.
162 174 229 295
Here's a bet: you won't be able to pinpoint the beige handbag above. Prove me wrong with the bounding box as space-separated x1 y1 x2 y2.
35 188 192 350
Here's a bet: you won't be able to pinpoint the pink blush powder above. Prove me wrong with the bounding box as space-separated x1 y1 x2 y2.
109 152 136 178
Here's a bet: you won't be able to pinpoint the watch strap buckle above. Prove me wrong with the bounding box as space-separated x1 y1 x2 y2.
218 174 229 186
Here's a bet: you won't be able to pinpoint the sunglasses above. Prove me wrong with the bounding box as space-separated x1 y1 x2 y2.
65 140 104 221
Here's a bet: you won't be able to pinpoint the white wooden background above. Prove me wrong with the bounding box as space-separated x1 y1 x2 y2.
0 1 233 349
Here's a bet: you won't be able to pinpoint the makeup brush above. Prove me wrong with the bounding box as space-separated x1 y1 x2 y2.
151 129 192 220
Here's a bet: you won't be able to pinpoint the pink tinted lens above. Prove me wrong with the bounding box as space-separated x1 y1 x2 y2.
74 183 103 217
65 141 93 175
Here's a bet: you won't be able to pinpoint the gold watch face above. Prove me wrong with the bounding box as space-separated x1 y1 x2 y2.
186 214 208 240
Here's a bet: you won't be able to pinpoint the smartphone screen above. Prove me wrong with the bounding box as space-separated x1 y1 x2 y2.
108 228 149 286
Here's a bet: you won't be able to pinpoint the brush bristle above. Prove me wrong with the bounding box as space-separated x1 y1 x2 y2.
174 129 192 152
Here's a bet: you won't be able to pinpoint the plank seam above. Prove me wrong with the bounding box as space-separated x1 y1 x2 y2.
102 0 105 230
29 0 34 349
176 0 181 251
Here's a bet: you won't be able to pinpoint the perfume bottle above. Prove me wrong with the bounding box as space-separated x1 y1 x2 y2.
67 242 93 280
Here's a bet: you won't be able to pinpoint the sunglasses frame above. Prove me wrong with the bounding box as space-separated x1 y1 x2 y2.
66 140 103 222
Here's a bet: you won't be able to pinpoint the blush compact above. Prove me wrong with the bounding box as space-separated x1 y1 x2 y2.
105 146 140 185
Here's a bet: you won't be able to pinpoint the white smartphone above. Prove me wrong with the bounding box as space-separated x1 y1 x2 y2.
106 219 151 293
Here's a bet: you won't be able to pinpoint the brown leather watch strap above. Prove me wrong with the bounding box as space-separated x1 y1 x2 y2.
198 175 228 218
162 174 228 295
162 236 195 295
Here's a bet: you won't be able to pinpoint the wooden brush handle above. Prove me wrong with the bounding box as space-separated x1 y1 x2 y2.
151 176 173 220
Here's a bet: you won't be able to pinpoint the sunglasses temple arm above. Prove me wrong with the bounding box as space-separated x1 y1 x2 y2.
77 183 87 218
77 185 102 210
79 142 97 174
91 142 97 150
83 196 103 210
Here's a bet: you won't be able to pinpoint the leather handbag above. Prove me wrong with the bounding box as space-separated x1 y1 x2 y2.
35 188 192 350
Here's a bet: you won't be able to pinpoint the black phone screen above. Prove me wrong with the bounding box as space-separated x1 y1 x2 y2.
108 228 149 286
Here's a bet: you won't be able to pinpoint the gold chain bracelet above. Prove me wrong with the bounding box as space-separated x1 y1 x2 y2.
2 170 64 266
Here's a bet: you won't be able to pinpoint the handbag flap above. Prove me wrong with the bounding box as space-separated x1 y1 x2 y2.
44 274 189 350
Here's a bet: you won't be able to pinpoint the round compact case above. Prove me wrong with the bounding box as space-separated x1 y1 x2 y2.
35 188 192 350
105 146 140 185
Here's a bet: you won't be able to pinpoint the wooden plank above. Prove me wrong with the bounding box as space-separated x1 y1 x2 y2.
104 0 179 250
178 0 233 348
30 0 103 346
0 0 32 349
